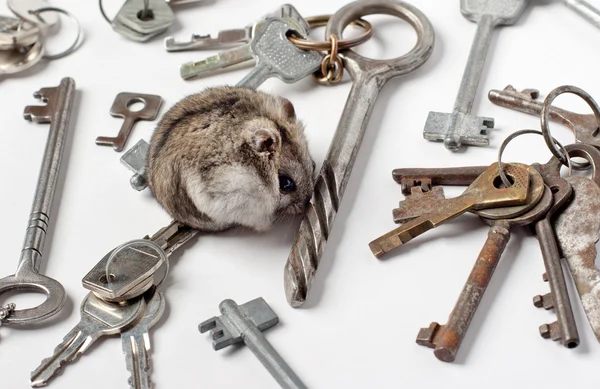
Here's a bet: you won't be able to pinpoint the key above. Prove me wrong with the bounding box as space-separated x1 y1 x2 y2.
82 221 197 302
0 15 40 50
30 293 146 387
393 166 491 195
284 0 435 307
488 85 600 149
532 178 580 348
95 92 163 152
417 183 552 362
200 298 307 389
121 139 150 191
180 43 255 80
0 40 43 75
393 163 546 222
369 163 531 258
0 78 75 325
166 4 309 52
561 0 600 29
423 0 529 150
121 288 165 389
236 17 323 89
112 0 174 42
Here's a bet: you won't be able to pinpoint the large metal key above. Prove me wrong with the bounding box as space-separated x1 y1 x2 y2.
0 78 75 325
561 0 600 29
488 85 600 148
417 184 552 362
284 0 435 307
423 0 529 150
369 163 530 258
236 17 322 89
121 288 165 389
200 298 307 389
30 293 145 387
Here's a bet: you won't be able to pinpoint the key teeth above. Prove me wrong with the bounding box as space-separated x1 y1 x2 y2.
539 322 562 341
415 322 440 349
533 293 554 310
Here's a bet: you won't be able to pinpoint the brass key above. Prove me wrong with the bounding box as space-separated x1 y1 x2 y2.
369 163 530 257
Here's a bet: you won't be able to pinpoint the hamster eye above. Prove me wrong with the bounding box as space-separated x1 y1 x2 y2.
279 175 296 193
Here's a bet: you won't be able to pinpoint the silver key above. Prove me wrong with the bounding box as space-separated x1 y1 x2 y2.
30 293 146 387
0 15 40 50
236 18 323 89
561 0 600 29
166 4 309 51
121 289 165 389
423 0 529 151
112 0 174 42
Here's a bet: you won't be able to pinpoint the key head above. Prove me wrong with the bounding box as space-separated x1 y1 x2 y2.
423 111 493 151
121 139 150 191
465 163 530 209
82 241 165 302
110 92 163 121
246 18 323 85
483 185 553 228
0 16 40 49
116 0 174 34
461 0 529 26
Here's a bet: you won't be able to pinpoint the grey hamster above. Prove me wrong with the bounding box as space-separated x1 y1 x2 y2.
147 86 315 232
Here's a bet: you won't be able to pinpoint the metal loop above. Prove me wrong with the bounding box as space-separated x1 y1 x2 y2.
541 85 600 170
105 239 170 291
99 0 113 24
497 129 572 188
288 15 373 51
29 7 84 60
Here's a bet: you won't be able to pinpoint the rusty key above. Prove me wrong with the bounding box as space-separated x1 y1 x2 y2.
369 163 530 257
488 85 600 149
95 93 163 152
417 183 552 362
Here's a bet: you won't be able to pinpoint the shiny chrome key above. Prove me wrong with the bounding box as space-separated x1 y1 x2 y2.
30 293 145 387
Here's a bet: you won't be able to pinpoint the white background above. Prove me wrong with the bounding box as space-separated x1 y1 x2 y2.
1 0 599 388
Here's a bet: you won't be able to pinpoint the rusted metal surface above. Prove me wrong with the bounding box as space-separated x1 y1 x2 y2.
370 164 530 258
533 177 580 348
392 166 488 195
489 85 600 149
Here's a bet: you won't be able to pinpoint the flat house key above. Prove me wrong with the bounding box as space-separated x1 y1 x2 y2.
488 85 600 149
369 163 531 258
166 4 309 51
417 181 552 362
95 92 163 152
0 78 75 325
234 17 322 89
553 145 600 342
30 293 146 387
283 0 435 307
423 0 529 150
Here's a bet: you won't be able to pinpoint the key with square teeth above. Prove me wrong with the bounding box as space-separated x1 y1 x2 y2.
200 298 307 389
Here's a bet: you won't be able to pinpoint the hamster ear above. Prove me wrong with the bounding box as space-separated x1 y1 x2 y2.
279 97 296 119
251 128 279 154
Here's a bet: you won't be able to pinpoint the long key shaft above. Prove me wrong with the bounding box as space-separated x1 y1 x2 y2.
561 0 600 29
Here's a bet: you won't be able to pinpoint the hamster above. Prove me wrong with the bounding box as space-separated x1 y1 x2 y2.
147 86 315 233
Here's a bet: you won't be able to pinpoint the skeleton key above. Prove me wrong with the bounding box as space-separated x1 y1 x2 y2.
554 146 600 342
489 86 600 149
95 92 163 152
284 0 435 307
121 288 165 389
369 163 530 258
423 0 529 150
417 183 552 362
82 221 197 302
30 293 146 387
235 17 322 89
166 4 309 51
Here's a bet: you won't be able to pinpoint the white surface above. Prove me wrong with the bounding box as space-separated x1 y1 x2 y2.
1 0 599 388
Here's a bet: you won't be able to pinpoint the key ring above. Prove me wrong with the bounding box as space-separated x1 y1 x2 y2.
288 15 373 85
497 129 572 188
29 7 84 60
541 85 600 170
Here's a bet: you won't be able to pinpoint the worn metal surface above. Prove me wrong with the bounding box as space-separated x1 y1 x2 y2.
489 85 600 149
392 163 544 222
423 0 529 150
417 185 553 362
533 177 580 348
121 139 150 190
369 164 530 258
0 40 43 74
393 165 488 195
116 0 174 34
284 0 435 308
200 298 307 389
0 78 75 325
96 92 163 152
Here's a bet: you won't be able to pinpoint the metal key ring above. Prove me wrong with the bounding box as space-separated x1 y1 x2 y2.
497 129 572 188
288 15 373 51
29 7 84 60
541 85 600 170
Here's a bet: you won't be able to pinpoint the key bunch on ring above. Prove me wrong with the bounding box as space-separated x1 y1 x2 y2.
0 4 83 75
